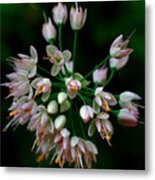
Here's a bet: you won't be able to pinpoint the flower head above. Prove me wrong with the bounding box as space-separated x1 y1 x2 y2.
42 18 57 42
65 76 81 99
109 34 133 70
70 2 87 30
52 2 68 25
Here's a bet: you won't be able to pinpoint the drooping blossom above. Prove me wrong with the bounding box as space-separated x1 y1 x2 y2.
52 2 68 25
13 46 38 78
119 91 141 111
93 87 117 113
42 18 57 42
118 108 139 127
31 77 52 102
28 105 54 136
65 76 81 99
70 2 87 30
3 96 37 131
70 136 98 168
80 105 94 123
93 66 108 84
109 34 133 70
88 112 113 146
46 45 71 76
3 70 33 99
52 128 71 167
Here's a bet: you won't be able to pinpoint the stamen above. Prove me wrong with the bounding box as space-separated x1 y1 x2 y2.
37 154 45 162
9 109 18 117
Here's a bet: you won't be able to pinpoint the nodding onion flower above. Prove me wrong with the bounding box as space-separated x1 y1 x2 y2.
2 2 143 169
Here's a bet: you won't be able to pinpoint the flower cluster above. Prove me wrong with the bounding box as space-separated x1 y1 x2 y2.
2 2 143 168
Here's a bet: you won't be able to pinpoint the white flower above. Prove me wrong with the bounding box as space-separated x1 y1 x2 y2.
52 2 68 25
42 18 57 42
118 108 139 127
93 66 108 84
109 34 133 70
47 100 58 114
70 3 87 30
31 77 52 102
54 115 66 130
65 76 81 99
80 105 94 123
119 91 141 111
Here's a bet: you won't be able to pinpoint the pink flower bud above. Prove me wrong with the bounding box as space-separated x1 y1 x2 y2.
42 18 56 42
80 105 94 123
93 66 108 84
52 2 68 25
70 3 87 30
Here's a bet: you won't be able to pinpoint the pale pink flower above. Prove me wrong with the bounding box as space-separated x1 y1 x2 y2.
3 70 33 99
42 18 57 42
52 2 68 25
119 91 141 111
65 76 81 99
3 96 37 131
80 105 94 123
70 136 98 168
93 66 108 84
14 46 38 78
109 34 133 70
31 77 52 102
46 45 71 76
88 112 113 146
70 3 87 30
52 128 71 167
118 108 139 127
28 105 54 135
93 87 117 113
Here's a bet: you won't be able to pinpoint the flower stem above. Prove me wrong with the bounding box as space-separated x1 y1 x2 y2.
37 65 51 75
103 68 116 87
58 24 62 51
75 101 87 139
73 30 78 74
83 54 110 80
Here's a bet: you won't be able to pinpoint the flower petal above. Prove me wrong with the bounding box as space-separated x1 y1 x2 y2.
62 50 71 62
51 64 61 76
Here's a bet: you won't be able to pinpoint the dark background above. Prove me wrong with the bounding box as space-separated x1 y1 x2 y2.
0 1 145 169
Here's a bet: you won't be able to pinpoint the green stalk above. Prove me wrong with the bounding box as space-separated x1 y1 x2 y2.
73 30 78 74
58 24 63 51
83 55 110 80
75 101 87 139
103 68 116 87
